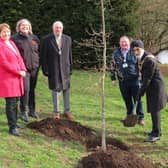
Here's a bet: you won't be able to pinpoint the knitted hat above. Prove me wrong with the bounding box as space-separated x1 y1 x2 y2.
131 40 144 49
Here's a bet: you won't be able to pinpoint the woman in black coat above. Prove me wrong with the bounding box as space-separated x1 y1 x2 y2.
11 18 40 122
131 40 167 142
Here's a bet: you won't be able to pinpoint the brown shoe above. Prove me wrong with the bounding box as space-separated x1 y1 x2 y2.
138 119 145 126
64 113 74 120
53 113 60 119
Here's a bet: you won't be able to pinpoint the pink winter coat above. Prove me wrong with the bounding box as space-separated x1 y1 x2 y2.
0 39 26 98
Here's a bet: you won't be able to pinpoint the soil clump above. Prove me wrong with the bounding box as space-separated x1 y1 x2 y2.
27 118 158 168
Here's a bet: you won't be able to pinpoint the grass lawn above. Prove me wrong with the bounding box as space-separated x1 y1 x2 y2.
0 69 168 168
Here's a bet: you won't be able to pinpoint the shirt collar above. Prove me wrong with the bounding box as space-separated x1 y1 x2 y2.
121 48 129 54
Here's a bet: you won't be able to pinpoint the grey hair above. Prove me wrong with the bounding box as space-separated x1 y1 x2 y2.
120 35 130 42
16 18 32 34
52 21 63 29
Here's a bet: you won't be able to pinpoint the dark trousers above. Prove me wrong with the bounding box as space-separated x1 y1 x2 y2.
5 97 18 130
20 68 39 114
119 79 144 120
151 110 161 137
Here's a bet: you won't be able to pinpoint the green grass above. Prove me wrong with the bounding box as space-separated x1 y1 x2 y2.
0 70 168 168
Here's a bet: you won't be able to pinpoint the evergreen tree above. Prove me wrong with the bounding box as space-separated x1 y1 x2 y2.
0 0 139 67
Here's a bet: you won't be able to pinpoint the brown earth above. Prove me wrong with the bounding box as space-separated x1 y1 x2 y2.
77 145 158 168
27 118 96 143
160 65 168 77
27 118 158 168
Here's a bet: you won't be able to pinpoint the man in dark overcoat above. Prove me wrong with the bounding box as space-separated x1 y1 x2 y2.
131 40 167 142
40 21 74 120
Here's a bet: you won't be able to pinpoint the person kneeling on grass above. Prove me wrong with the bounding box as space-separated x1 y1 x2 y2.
131 40 167 142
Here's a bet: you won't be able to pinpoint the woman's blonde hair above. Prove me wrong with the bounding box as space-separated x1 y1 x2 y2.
0 23 10 33
16 18 32 34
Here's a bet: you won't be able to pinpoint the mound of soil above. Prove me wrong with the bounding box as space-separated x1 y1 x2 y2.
27 118 128 150
160 65 168 77
27 118 158 168
77 145 158 168
86 137 130 151
27 118 96 143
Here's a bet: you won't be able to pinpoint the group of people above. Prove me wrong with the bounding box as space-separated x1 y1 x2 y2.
0 19 167 142
0 19 73 136
110 36 167 142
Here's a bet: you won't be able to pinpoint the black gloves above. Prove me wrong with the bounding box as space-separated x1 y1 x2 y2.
136 88 145 101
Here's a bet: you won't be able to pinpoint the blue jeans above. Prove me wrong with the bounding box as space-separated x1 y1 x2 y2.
119 79 144 120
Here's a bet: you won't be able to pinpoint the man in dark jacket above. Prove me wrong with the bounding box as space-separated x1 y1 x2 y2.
131 40 167 142
110 36 144 125
40 21 74 120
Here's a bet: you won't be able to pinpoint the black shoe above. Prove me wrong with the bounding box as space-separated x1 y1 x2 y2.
144 136 160 142
16 124 24 129
145 132 162 137
28 112 39 118
21 113 29 122
9 128 20 136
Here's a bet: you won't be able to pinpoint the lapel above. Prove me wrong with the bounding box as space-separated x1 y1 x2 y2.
50 34 59 52
138 53 146 71
138 52 155 71
119 48 125 60
10 40 21 56
1 39 20 57
61 34 65 50
119 48 130 61
50 34 66 54
50 34 66 53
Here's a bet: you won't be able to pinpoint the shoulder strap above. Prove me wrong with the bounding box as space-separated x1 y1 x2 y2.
146 54 155 59
138 55 155 71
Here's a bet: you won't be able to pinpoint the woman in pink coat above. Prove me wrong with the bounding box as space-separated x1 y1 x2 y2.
0 23 26 136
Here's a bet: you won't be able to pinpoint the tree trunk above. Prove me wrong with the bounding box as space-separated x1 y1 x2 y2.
100 0 107 152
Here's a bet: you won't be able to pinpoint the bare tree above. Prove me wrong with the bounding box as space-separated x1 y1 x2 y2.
75 25 111 70
100 0 107 151
137 0 168 54
75 0 108 151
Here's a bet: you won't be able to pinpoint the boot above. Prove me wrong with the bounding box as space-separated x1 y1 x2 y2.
21 112 29 122
28 111 39 118
29 105 39 118
9 128 20 136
